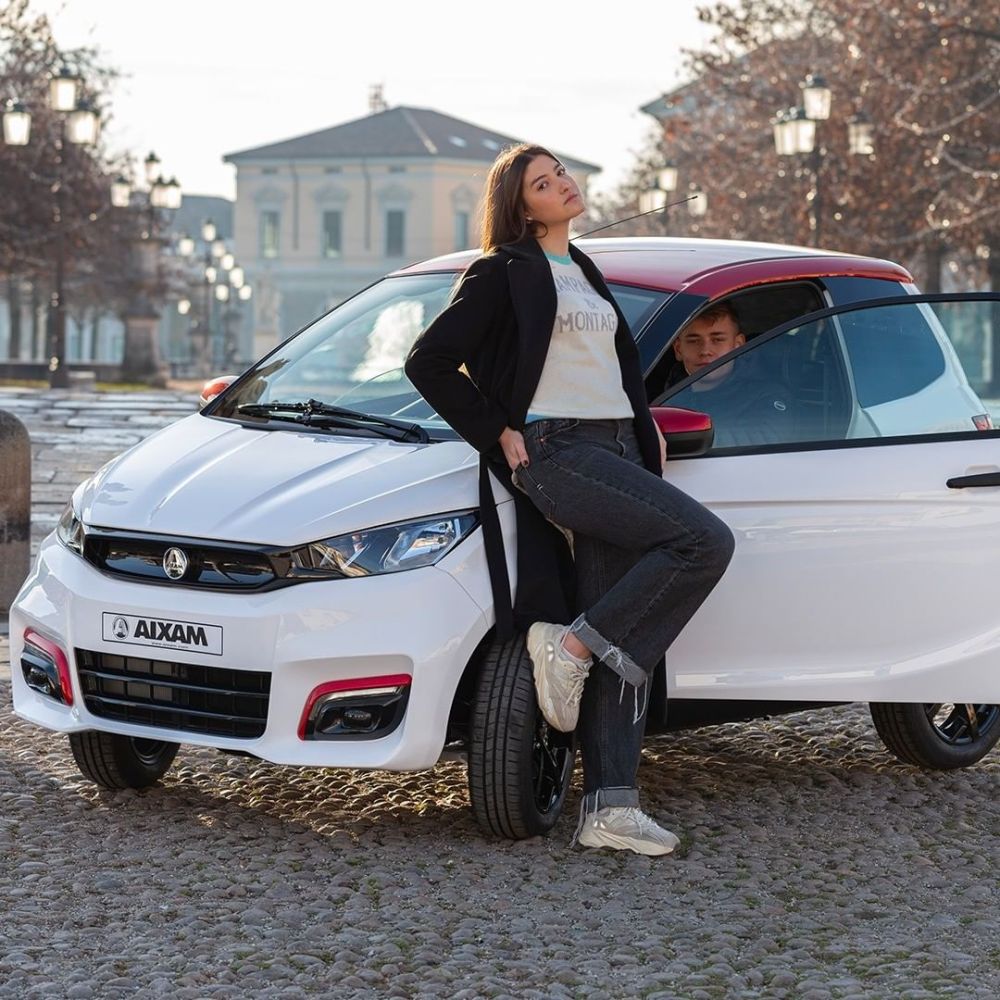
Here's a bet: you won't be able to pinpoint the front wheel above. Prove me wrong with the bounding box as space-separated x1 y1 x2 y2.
69 731 179 789
870 702 1000 769
468 634 575 839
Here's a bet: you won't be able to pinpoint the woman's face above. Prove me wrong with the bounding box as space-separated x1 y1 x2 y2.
521 155 585 227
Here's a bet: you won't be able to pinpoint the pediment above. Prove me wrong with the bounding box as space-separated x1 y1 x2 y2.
376 182 413 204
450 184 478 209
252 183 289 205
313 182 350 205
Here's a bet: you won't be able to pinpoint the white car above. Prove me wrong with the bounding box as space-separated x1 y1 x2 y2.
11 237 1000 839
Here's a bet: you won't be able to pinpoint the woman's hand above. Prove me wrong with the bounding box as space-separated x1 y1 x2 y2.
499 426 528 471
654 422 667 472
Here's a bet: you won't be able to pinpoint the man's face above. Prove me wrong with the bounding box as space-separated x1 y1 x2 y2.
673 312 745 386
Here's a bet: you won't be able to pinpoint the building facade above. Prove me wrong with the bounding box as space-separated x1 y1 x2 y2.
223 106 599 359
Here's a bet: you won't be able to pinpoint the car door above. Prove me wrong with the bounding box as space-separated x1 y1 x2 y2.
653 293 1000 703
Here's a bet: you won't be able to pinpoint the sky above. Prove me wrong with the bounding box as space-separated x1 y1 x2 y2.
27 0 714 202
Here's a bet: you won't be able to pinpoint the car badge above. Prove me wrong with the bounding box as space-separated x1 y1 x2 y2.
112 616 129 639
163 547 189 580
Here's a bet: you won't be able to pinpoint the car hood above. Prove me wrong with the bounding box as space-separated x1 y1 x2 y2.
76 413 491 545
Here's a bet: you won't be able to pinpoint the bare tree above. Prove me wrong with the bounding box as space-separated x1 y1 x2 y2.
604 0 999 288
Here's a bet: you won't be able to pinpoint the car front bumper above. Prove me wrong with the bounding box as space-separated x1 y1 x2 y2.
10 533 489 770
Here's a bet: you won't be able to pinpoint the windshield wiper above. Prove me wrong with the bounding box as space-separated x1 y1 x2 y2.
237 399 429 443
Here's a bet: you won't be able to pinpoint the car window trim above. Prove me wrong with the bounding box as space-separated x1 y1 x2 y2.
668 426 1000 461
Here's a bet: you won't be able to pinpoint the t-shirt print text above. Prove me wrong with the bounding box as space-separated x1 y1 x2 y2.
553 273 617 334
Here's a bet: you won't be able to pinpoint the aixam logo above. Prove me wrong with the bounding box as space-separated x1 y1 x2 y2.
133 619 209 647
162 547 189 580
112 616 129 639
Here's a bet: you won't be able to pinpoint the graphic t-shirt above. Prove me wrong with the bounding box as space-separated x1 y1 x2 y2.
526 254 634 420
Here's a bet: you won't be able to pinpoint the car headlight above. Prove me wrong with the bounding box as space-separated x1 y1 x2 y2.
57 503 84 556
289 511 479 579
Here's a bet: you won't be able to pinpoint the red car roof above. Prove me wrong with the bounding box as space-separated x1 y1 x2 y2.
394 236 913 297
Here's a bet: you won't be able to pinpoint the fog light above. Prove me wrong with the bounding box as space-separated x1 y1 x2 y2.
299 674 410 741
21 630 74 705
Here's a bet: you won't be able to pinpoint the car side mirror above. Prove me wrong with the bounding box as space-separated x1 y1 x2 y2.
199 374 239 409
650 406 714 457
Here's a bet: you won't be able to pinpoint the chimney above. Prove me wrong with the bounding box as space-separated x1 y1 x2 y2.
369 84 387 114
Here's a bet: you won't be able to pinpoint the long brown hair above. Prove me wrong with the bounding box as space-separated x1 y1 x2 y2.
480 143 558 253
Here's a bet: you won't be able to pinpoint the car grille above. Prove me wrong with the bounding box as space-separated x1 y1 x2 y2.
75 649 271 739
83 529 293 591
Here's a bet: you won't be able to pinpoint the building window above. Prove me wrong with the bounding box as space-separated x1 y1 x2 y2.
388 165 406 174
454 210 470 251
259 210 280 258
322 210 343 258
324 166 342 174
385 209 405 257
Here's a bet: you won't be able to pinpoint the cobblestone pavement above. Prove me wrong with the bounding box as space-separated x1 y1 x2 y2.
2 388 1000 998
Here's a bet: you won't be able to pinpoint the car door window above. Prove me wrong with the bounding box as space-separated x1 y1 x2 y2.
656 294 999 453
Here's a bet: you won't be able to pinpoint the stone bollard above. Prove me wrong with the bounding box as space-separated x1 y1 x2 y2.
0 409 31 615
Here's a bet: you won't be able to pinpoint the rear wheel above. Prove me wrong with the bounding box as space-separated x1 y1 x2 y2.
468 633 575 839
69 731 179 789
870 702 1000 769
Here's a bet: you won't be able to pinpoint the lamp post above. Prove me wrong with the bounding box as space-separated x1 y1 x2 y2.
109 151 182 385
638 163 678 232
772 74 874 247
640 164 707 233
174 220 251 374
2 66 100 388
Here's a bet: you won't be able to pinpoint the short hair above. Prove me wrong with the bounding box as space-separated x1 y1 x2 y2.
692 300 740 328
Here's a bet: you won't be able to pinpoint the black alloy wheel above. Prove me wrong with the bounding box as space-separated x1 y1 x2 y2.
870 701 1000 769
531 717 575 817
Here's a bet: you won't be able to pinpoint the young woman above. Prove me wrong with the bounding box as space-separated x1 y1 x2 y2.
405 144 734 855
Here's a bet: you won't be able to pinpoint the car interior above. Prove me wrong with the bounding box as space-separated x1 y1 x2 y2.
649 281 855 445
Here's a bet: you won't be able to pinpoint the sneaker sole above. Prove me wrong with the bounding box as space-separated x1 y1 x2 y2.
577 831 677 857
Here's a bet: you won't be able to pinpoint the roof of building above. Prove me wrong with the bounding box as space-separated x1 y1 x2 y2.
223 105 600 173
170 194 234 240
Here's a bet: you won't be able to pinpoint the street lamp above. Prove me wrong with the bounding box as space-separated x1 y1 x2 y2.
2 67 101 387
2 101 31 145
49 65 81 113
109 151 183 384
800 74 832 122
639 162 679 230
688 190 708 217
772 74 875 247
175 222 248 373
847 113 875 156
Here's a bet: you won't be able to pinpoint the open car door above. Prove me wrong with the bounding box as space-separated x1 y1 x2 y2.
653 293 1000 703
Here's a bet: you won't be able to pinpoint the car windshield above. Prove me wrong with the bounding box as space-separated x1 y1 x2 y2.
213 274 459 435
213 272 668 437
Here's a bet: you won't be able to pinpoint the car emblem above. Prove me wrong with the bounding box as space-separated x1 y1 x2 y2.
163 547 189 580
112 616 129 639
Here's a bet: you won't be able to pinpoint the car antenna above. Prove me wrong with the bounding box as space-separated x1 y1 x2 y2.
573 195 697 240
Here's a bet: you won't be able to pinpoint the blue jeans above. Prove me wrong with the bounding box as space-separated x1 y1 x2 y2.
513 417 734 801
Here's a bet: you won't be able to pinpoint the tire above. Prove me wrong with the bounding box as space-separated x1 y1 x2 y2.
68 731 179 789
468 633 575 839
870 702 1000 770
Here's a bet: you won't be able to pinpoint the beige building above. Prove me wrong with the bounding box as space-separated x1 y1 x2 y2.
223 106 599 359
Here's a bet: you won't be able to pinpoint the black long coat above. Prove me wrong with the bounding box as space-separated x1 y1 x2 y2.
404 235 660 638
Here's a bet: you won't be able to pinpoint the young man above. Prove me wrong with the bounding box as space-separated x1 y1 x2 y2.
666 302 792 448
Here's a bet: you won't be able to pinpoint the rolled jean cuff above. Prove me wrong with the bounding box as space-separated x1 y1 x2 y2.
568 614 647 688
581 786 640 812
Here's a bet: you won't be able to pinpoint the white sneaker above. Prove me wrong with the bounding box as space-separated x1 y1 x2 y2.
577 806 680 856
526 622 590 733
